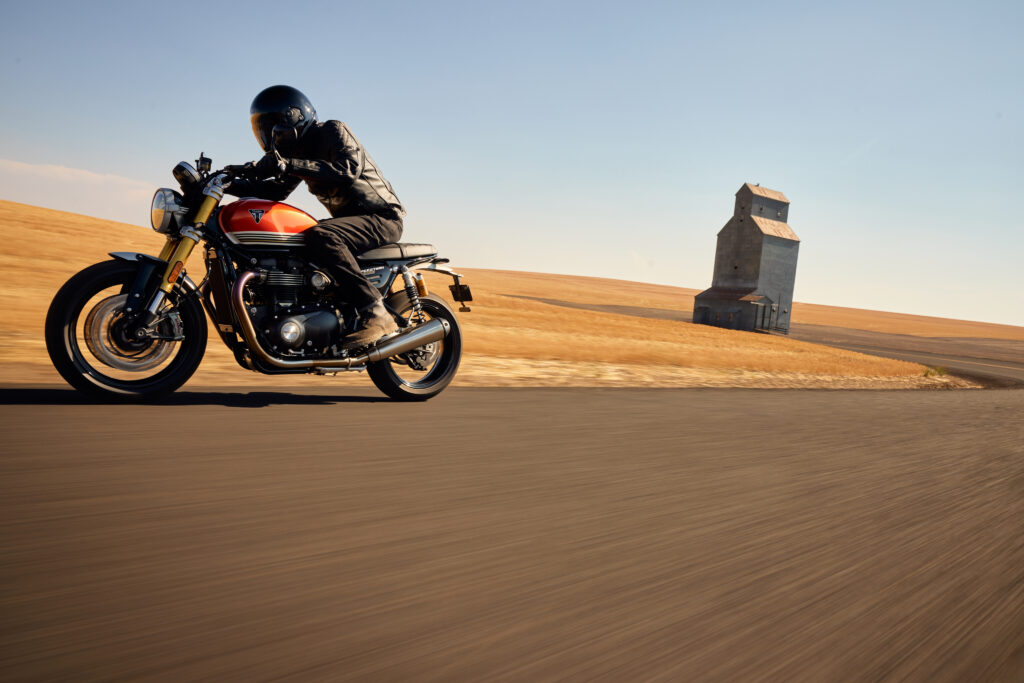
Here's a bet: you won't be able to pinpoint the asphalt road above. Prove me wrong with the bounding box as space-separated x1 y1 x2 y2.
2 386 1023 681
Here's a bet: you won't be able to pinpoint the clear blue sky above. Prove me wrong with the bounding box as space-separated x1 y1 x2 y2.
2 0 1022 325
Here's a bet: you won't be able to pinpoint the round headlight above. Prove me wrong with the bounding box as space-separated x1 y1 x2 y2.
150 188 181 234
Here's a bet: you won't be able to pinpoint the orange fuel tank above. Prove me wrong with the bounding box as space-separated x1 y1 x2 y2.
218 199 317 248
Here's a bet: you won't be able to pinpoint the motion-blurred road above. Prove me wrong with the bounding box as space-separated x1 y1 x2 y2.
2 387 1023 680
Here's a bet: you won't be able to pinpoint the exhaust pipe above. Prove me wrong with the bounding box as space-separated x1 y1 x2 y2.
231 270 449 370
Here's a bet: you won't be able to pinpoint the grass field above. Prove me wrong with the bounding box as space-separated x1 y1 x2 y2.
4 199 1017 389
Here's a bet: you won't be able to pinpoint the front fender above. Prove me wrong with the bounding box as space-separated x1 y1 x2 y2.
109 251 199 295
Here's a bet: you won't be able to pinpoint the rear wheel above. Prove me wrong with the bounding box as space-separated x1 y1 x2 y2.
367 292 462 401
45 260 207 399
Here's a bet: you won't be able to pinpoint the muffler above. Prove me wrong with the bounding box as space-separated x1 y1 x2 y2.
231 270 449 370
362 319 449 362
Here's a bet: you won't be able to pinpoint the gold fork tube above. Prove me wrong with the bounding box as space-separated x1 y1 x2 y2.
157 236 199 293
156 194 220 293
157 237 179 261
193 195 219 226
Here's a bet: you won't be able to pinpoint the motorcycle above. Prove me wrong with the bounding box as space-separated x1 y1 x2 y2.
45 153 472 401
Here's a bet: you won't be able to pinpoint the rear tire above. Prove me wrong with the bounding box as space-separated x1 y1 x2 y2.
367 293 462 401
45 260 207 399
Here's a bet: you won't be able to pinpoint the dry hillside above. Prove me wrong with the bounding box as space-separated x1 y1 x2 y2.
0 199 997 389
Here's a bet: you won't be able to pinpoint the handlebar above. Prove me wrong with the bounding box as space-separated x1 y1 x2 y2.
220 160 284 183
221 162 257 181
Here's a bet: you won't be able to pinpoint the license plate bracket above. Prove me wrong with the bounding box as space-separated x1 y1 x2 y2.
449 283 473 302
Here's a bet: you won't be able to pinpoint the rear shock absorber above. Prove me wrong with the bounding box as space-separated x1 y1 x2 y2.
400 266 425 320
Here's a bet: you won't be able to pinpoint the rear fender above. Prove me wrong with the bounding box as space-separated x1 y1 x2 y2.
413 260 472 309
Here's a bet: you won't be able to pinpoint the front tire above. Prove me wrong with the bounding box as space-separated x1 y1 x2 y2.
367 292 462 401
45 260 207 399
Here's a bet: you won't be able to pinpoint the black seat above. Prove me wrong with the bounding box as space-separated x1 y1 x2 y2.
357 242 437 261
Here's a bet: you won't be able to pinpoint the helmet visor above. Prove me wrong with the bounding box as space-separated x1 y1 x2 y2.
251 112 282 152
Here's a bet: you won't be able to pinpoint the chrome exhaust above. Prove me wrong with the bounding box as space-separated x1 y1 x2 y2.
231 270 449 370
364 319 450 362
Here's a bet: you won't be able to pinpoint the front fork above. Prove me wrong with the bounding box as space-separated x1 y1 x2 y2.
130 193 221 334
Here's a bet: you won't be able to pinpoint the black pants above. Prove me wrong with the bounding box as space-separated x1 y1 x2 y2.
304 214 403 311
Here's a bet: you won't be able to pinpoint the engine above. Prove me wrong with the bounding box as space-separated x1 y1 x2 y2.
246 255 345 356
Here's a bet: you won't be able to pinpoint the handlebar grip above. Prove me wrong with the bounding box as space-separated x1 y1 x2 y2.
223 163 258 181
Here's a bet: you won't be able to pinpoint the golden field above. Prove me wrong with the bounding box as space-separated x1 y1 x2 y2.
3 199 1016 389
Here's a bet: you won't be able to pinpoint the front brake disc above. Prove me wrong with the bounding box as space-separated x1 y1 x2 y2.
83 294 175 371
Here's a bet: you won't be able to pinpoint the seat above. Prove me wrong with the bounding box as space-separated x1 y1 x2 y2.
356 242 437 261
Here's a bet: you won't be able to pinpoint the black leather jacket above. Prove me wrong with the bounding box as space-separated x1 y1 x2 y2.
228 120 405 219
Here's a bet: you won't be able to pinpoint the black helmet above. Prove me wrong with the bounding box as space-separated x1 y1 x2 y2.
250 85 317 153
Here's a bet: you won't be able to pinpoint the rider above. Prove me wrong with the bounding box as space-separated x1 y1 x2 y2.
228 85 404 347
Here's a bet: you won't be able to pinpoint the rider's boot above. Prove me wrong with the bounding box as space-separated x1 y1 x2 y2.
342 298 399 349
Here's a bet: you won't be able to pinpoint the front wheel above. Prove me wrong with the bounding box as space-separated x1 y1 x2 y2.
367 292 462 401
45 259 207 399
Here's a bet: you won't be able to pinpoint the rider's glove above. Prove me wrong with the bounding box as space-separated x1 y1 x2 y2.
253 150 288 179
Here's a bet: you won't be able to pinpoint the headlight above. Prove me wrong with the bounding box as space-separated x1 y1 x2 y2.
150 188 184 233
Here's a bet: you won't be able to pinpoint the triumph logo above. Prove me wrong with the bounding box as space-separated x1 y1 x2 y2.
248 209 265 224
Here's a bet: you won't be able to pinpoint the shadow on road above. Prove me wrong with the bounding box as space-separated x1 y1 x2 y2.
0 387 388 407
